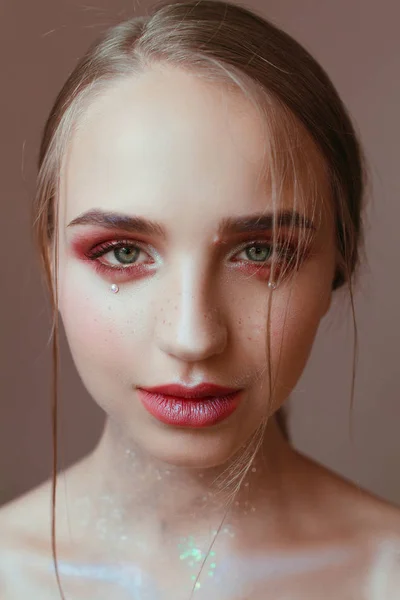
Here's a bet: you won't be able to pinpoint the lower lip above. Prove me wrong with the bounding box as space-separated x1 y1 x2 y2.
137 389 243 428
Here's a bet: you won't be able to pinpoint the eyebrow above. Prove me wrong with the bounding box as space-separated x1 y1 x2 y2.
67 208 316 238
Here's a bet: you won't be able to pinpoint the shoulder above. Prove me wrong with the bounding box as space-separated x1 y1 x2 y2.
367 538 400 600
0 479 53 545
296 451 400 598
308 451 400 539
0 481 56 598
0 457 86 550
0 460 92 597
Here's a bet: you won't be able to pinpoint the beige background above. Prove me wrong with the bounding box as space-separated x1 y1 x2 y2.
0 0 399 507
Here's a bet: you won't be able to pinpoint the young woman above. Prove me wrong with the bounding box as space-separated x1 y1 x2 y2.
1 1 399 598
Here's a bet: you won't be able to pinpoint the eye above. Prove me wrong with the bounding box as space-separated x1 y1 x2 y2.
236 243 273 263
233 242 295 265
87 241 152 269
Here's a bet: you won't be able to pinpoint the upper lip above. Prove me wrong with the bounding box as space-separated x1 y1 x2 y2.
138 383 241 398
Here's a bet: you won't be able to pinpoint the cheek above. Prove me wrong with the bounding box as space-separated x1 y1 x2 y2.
266 285 328 400
65 303 112 354
58 274 144 391
237 283 321 352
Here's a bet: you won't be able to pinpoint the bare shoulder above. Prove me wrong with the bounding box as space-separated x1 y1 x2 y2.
0 479 56 598
295 451 400 598
0 477 53 544
294 449 400 524
0 456 88 554
364 506 400 600
370 538 400 600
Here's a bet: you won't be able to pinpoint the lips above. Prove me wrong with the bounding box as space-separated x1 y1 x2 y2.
140 383 241 398
137 383 243 428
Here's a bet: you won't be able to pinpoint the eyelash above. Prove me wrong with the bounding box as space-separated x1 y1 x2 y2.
85 238 299 278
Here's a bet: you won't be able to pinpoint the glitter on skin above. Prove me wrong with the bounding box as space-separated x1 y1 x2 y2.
177 525 235 591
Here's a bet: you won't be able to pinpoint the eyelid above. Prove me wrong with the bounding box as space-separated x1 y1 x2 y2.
84 232 306 270
87 239 155 261
91 238 282 258
229 238 294 258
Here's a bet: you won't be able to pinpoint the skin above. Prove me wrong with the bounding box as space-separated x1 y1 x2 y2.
1 64 400 599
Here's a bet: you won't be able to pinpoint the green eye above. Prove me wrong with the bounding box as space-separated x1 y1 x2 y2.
114 246 140 264
244 244 273 262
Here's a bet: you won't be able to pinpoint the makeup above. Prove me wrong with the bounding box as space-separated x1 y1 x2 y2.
137 385 243 428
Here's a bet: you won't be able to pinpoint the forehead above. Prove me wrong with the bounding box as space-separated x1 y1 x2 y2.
60 65 331 232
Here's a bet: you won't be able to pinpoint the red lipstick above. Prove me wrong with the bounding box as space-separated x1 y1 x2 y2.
137 383 243 428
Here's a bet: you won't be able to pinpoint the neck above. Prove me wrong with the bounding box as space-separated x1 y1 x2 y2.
60 416 298 555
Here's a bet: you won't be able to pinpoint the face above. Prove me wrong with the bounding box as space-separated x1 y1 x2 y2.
57 65 336 468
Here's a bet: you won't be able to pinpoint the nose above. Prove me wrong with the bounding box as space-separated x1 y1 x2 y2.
155 262 228 363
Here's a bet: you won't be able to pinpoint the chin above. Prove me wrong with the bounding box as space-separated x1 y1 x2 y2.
133 421 254 469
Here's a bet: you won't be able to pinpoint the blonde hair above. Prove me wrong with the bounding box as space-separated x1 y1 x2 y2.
32 1 366 597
